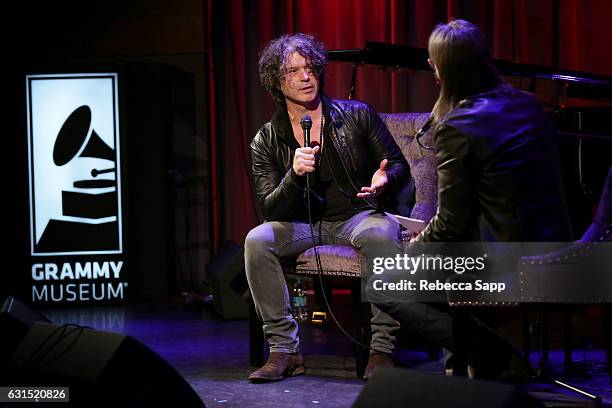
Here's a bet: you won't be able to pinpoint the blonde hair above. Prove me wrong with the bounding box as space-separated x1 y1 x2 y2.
428 19 502 122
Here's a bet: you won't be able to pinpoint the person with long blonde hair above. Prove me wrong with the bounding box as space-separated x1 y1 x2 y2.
374 19 571 380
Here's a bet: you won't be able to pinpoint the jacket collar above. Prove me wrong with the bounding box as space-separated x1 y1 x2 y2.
270 94 333 148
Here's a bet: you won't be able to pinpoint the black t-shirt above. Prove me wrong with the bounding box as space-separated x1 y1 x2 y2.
311 137 356 222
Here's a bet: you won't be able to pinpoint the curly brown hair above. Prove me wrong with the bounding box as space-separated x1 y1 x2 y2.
258 33 327 105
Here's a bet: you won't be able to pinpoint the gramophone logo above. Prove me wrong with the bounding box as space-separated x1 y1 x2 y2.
27 73 123 256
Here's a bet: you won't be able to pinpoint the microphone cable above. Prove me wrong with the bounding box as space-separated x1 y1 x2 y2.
300 115 372 352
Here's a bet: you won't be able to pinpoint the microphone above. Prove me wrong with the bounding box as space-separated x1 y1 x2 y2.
300 115 312 146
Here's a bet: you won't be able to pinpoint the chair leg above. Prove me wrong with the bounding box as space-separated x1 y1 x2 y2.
249 296 264 367
352 279 370 378
452 307 469 377
315 276 333 308
522 305 531 360
604 304 612 385
563 307 574 372
539 307 551 377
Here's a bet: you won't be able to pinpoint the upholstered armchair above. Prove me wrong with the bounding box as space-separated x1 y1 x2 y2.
450 166 612 386
249 112 437 377
517 166 612 383
519 166 611 303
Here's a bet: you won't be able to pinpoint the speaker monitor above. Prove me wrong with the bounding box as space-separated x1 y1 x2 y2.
7 322 204 407
353 368 542 408
208 241 249 319
0 296 50 367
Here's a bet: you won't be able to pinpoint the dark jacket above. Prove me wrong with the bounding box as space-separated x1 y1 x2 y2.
417 84 572 243
250 94 409 222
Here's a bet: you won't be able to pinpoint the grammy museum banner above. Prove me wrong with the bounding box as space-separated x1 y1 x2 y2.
26 73 128 304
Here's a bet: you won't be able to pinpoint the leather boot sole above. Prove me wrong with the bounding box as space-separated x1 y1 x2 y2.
248 365 305 383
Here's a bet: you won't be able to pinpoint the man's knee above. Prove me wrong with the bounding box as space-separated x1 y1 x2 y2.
356 227 400 249
244 224 274 256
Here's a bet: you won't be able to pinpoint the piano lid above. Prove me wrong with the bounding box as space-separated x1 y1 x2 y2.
328 42 612 102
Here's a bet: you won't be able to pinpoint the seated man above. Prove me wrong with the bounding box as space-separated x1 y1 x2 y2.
374 19 572 380
245 33 409 382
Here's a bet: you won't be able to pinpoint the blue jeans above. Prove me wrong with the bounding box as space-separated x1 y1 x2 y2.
244 210 402 354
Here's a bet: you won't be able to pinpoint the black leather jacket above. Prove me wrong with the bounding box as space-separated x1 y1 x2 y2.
417 84 572 243
250 94 409 222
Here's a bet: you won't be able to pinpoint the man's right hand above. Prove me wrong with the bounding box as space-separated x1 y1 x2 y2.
293 146 320 176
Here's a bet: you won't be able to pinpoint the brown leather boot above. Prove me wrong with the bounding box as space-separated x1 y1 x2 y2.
363 352 394 380
248 352 305 383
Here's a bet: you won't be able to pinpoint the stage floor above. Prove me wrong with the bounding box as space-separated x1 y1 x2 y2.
39 302 611 407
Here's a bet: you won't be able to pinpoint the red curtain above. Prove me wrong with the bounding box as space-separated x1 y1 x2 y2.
206 0 612 252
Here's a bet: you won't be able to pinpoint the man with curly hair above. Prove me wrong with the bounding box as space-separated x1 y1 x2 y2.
245 33 409 382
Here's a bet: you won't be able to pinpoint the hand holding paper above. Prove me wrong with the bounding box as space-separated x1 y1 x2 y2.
385 212 427 234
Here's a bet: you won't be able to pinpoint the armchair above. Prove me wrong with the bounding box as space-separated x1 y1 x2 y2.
449 166 611 397
518 166 612 386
